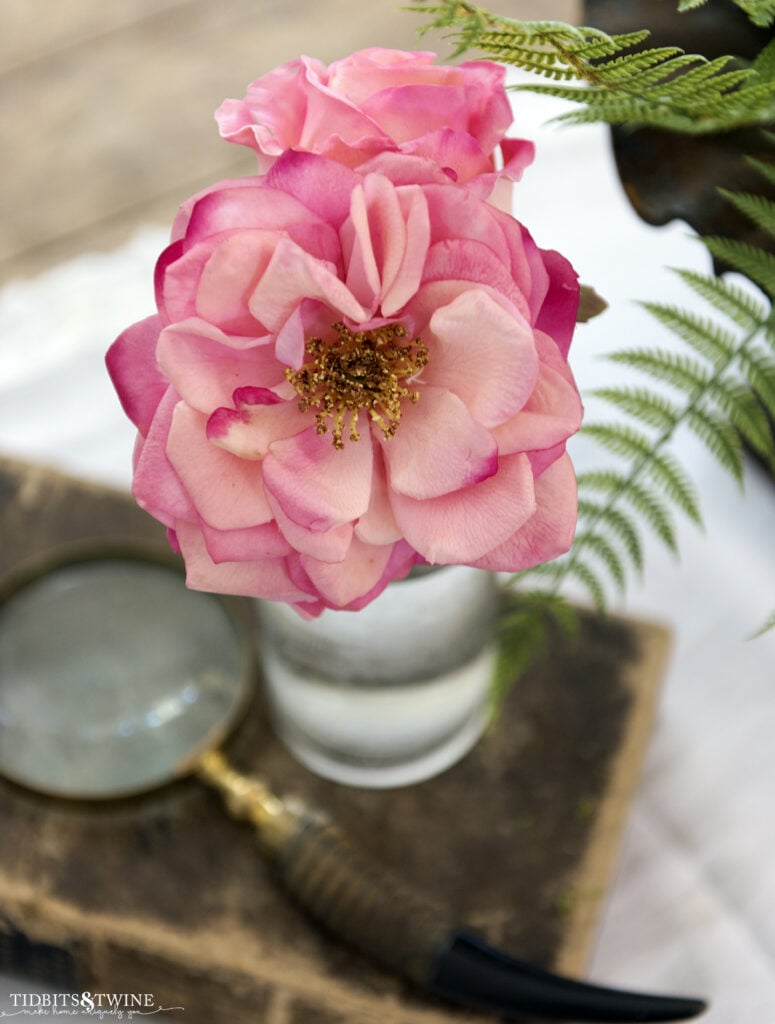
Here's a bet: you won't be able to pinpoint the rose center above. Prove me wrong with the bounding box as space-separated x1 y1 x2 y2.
285 321 428 449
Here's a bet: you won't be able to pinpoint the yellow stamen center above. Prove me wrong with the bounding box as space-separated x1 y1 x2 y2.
285 321 429 449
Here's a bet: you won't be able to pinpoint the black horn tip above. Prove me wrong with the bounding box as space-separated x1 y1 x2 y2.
429 930 707 1022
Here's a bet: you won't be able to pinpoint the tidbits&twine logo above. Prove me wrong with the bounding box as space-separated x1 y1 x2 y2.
1 992 183 1018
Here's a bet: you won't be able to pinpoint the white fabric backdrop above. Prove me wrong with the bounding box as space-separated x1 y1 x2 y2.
0 77 773 1021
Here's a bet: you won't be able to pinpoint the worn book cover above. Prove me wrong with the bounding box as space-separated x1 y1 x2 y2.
0 456 670 1023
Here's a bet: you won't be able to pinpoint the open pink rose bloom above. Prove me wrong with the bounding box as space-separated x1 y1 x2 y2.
107 50 583 616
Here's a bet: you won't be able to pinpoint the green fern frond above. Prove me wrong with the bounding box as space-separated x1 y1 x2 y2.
745 156 775 191
650 61 751 101
591 387 679 431
566 559 609 614
673 268 768 329
531 176 774 616
732 399 775 465
612 54 710 92
607 348 711 392
409 1 775 133
737 349 775 415
702 237 775 301
617 480 679 551
707 379 775 464
718 189 775 241
578 428 705 524
566 242 772 605
686 406 746 478
491 590 579 711
639 302 737 364
581 422 655 462
573 532 628 592
576 470 678 551
575 469 627 493
753 38 775 79
678 0 775 28
576 495 645 572
644 451 703 523
524 71 774 133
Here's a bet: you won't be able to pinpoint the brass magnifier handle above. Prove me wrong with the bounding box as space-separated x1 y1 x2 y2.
197 750 706 1023
196 750 451 987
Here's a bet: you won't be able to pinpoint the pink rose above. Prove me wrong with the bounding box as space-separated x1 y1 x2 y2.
107 151 582 615
215 49 534 197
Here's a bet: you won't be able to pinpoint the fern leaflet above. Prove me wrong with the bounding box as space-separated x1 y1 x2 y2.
678 0 775 28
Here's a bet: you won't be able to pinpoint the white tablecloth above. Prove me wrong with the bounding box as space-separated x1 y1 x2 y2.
0 79 773 1022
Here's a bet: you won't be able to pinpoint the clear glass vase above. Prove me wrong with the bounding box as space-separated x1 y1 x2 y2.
256 566 499 788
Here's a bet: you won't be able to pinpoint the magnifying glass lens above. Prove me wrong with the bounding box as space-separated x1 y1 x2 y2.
0 558 249 799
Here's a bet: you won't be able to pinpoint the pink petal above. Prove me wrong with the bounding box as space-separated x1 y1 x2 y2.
326 49 445 103
265 150 361 229
262 421 374 531
383 185 430 316
513 225 551 325
166 402 273 529
268 492 355 562
185 181 334 249
175 521 310 601
156 318 282 414
354 449 401 544
362 83 483 144
464 171 510 204
493 358 583 455
500 137 535 181
461 59 515 149
215 97 281 156
343 540 418 611
300 535 394 609
341 181 384 315
399 128 491 183
215 59 311 159
298 69 388 153
533 248 580 358
424 289 538 428
404 279 506 337
424 185 509 261
155 240 212 326
471 453 577 571
248 238 365 337
273 303 307 369
199 520 291 563
170 176 265 241
356 152 451 186
381 386 498 500
195 230 283 335
390 452 536 563
106 315 166 435
528 441 568 477
339 175 429 319
422 239 530 323
486 208 540 305
132 389 195 526
207 390 309 459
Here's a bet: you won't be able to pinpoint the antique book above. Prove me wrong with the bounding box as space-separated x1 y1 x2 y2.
0 455 670 1023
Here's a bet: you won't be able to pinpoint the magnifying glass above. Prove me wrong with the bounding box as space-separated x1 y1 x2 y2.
0 545 706 1023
